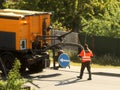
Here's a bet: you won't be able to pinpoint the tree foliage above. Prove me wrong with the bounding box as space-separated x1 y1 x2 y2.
81 0 120 38
0 0 4 9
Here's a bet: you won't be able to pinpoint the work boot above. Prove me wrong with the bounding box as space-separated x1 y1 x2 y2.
87 78 92 80
77 76 82 79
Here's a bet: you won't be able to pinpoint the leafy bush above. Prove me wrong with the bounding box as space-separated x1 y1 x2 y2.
0 59 28 90
92 54 120 66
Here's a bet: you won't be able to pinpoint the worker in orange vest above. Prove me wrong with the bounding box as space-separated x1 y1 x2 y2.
77 43 93 80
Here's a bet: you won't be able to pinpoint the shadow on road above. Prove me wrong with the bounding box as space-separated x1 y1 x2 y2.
58 69 79 73
55 77 88 86
23 73 62 79
23 73 88 87
92 72 120 77
23 73 62 89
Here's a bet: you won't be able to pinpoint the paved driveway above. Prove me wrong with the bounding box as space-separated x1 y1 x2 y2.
24 66 120 90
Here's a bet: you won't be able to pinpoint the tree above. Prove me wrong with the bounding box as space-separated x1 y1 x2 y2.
81 0 120 38
0 0 4 9
38 0 80 31
3 0 26 9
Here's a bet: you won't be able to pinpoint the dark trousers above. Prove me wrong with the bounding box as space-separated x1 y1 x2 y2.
79 61 91 79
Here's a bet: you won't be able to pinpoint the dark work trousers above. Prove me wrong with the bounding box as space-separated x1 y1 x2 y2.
79 61 91 79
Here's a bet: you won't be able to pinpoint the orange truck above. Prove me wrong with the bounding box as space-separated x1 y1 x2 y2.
0 9 52 74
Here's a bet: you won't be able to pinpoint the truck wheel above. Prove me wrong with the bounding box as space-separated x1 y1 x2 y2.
0 57 7 77
46 59 50 67
0 52 15 74
28 61 43 73
43 59 50 68
16 54 27 74
45 55 50 67
19 58 27 74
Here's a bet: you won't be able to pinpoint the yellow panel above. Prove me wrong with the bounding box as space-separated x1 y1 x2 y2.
17 17 31 50
30 16 39 33
0 18 19 31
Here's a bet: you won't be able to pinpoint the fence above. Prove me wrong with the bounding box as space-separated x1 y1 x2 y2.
79 34 120 56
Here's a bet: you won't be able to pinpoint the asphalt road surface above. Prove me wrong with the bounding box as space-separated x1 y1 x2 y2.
24 66 120 90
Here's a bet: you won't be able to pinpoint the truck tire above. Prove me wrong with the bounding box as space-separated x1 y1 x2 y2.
0 57 7 77
43 59 50 68
19 58 27 74
28 61 43 73
0 52 15 74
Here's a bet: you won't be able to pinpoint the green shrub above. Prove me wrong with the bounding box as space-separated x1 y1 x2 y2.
92 54 120 66
0 59 28 90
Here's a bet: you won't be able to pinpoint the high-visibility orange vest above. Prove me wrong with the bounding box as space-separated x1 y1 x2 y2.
79 50 93 62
